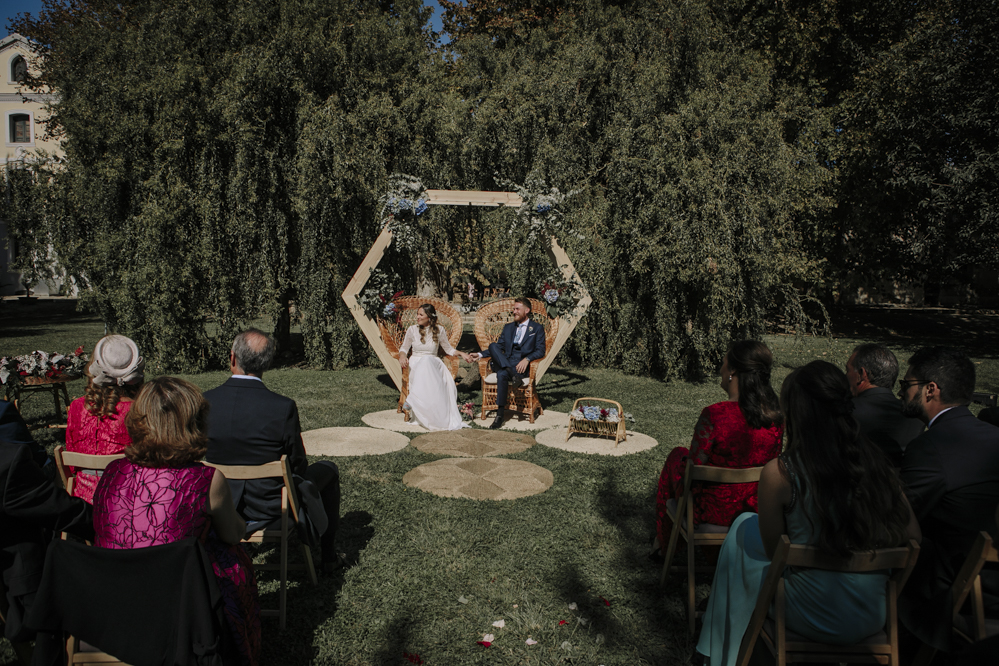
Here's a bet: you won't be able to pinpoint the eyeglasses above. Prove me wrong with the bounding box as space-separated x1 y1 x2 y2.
898 378 931 392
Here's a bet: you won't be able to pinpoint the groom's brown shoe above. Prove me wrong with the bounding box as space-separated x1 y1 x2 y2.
489 408 505 429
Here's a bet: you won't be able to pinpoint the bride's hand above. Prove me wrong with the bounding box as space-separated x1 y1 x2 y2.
399 355 408 369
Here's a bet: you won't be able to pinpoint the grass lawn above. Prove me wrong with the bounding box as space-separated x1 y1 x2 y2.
3 299 998 665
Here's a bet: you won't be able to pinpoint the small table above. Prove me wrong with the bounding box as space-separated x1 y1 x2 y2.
4 374 79 428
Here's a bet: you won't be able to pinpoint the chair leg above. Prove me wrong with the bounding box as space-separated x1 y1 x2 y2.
302 544 318 586
279 529 289 631
687 530 696 635
660 511 683 587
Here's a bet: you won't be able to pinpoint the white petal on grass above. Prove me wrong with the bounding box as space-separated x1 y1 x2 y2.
526 638 538 645
482 634 495 642
596 634 605 645
457 596 468 604
492 620 505 628
578 617 589 626
568 602 578 610
561 641 572 650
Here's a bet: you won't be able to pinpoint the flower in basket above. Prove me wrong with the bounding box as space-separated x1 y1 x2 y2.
583 405 601 421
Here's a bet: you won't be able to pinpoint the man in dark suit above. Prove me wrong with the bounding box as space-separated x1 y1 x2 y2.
1 437 93 651
472 297 547 429
204 330 344 571
845 343 924 467
898 346 999 651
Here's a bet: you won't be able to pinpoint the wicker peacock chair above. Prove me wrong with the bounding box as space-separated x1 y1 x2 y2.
473 298 558 423
377 297 464 419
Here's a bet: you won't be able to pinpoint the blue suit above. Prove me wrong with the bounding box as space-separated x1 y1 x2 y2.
479 318 546 407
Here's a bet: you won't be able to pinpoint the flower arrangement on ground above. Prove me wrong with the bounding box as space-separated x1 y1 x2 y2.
459 402 475 422
0 347 89 385
497 172 581 246
537 269 586 319
569 404 636 424
379 174 429 252
357 268 404 322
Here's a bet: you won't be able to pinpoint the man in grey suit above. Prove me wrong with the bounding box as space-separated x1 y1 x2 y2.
846 343 924 467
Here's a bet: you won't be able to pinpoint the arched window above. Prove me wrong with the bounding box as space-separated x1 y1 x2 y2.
10 55 27 83
9 113 30 143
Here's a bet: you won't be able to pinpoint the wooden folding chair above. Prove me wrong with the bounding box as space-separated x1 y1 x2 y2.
204 455 317 630
736 535 920 666
53 446 126 499
912 511 999 664
660 459 764 634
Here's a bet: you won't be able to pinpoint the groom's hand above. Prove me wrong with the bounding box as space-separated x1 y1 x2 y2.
516 359 529 374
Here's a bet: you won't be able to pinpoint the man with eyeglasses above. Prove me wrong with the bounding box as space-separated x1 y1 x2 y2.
897 346 999 652
845 343 924 467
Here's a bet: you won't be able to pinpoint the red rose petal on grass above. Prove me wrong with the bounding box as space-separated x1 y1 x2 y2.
476 641 492 647
403 652 423 664
558 620 567 626
600 597 611 606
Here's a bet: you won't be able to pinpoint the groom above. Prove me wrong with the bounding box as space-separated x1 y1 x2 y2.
472 297 546 429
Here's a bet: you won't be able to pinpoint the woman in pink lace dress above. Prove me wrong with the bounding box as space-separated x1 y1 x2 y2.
65 335 145 503
93 376 261 666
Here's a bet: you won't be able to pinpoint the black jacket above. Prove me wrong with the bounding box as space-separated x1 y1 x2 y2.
0 440 92 642
853 386 925 467
25 537 231 666
899 406 999 650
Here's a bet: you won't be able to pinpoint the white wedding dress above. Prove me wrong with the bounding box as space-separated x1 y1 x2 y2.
400 324 469 431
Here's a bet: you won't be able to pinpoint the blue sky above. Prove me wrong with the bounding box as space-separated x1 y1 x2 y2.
3 1 445 34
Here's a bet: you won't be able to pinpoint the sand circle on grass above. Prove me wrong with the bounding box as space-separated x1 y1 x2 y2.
302 427 410 456
474 409 570 431
361 409 430 433
534 427 658 456
411 429 535 458
402 458 553 500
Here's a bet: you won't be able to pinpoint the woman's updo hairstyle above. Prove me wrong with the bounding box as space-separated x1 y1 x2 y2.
417 303 440 346
727 340 782 429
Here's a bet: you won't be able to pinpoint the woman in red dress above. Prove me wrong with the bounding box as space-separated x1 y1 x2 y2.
65 335 145 503
651 340 784 558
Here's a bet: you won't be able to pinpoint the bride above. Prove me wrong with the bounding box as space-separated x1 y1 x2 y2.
398 303 474 431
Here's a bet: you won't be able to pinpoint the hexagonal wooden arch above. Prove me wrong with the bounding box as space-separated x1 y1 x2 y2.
341 189 592 391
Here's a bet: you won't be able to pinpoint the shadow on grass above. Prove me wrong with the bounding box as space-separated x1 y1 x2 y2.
257 511 376 662
371 611 422 666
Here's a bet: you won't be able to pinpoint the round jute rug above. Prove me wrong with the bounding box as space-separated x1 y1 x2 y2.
403 458 553 500
534 427 659 456
411 429 535 458
361 409 430 433
475 409 570 431
302 427 410 456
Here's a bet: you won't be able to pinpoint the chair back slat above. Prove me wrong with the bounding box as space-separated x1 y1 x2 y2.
203 458 285 480
58 450 126 470
689 464 764 484
784 542 915 572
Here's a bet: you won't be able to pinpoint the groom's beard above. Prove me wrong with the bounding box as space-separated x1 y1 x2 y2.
901 392 926 421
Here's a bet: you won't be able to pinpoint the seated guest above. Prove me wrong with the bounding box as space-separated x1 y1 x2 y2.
65 335 145 502
1 436 93 650
651 340 784 559
846 343 924 467
898 346 999 652
696 361 920 665
93 377 260 666
204 330 344 571
1 398 52 474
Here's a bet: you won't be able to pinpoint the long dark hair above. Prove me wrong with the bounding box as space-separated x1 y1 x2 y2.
728 340 782 429
780 360 911 556
418 303 439 346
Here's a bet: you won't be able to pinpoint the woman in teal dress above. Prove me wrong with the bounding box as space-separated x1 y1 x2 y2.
695 360 921 666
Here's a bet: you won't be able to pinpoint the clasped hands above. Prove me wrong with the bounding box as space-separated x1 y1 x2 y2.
399 352 528 374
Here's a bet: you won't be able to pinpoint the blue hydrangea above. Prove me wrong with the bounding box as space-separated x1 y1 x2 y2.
383 302 397 317
415 199 428 216
607 408 619 420
583 405 600 421
535 203 552 214
544 289 559 303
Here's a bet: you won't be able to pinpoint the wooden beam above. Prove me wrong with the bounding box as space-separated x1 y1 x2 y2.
340 225 403 390
425 190 523 207
536 236 591 381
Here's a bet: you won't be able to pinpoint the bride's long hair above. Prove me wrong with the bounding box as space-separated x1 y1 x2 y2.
418 304 439 346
